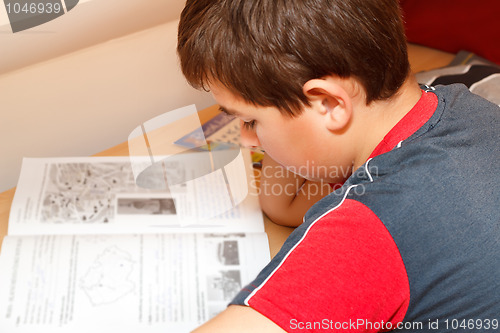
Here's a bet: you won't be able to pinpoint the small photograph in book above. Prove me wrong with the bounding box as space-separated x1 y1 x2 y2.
116 197 177 215
206 270 242 302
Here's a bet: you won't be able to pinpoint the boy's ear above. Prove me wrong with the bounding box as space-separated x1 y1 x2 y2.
302 78 353 131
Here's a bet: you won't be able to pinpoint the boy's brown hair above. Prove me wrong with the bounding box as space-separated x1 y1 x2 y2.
177 0 410 115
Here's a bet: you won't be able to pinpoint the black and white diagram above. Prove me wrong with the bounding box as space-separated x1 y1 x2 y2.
41 162 151 224
80 245 135 306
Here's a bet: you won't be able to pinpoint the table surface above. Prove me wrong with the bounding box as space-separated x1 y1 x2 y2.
0 44 454 257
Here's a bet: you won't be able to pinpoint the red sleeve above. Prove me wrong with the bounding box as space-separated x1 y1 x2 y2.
247 199 410 332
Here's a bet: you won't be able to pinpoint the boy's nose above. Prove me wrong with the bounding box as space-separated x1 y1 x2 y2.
239 120 261 148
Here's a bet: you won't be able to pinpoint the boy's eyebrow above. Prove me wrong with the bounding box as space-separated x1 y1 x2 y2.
218 105 240 117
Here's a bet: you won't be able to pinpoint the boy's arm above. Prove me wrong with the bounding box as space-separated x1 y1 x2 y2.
192 305 286 333
258 154 334 227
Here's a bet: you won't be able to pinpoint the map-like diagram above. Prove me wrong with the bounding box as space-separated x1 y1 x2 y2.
41 162 151 224
80 246 135 306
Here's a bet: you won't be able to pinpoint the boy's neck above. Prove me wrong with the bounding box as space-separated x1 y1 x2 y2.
352 76 423 169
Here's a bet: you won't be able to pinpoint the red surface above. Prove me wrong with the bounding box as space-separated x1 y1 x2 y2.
400 0 500 64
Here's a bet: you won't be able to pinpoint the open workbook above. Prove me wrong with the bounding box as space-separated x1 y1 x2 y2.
0 152 270 332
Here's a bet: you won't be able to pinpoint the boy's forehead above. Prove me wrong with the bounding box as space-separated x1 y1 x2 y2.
209 83 249 115
209 81 293 118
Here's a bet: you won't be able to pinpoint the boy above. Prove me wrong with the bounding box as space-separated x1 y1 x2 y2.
177 0 500 332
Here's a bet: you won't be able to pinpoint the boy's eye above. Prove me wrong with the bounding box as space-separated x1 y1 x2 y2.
242 120 256 130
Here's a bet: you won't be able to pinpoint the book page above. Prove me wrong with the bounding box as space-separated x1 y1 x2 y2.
8 154 263 236
0 233 270 332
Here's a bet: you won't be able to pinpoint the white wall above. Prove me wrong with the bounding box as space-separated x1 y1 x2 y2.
0 1 216 192
0 0 187 73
